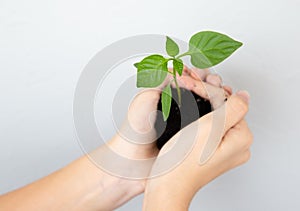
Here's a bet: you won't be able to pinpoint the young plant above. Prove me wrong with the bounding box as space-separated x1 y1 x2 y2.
134 31 243 121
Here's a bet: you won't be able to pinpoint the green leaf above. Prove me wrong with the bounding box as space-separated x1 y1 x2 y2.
136 54 168 88
161 84 172 121
137 70 167 87
173 58 183 76
136 54 168 72
134 62 139 68
188 31 243 68
166 36 179 57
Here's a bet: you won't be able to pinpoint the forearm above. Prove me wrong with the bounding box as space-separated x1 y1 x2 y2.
0 148 142 211
0 156 98 210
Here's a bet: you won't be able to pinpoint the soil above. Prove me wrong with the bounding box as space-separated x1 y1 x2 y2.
155 88 212 149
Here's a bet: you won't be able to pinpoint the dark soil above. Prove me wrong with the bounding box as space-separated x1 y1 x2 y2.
155 88 212 149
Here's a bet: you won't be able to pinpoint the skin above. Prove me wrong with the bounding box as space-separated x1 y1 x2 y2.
142 91 252 209
0 68 252 211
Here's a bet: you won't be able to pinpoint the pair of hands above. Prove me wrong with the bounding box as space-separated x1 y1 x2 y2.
0 68 252 211
104 67 252 210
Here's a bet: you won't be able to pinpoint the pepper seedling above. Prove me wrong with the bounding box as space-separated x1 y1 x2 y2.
134 31 242 121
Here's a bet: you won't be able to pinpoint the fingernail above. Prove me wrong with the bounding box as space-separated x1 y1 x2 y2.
236 90 250 103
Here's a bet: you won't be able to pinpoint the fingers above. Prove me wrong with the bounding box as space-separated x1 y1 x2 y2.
206 74 222 87
226 120 253 148
127 89 161 132
234 120 253 149
176 74 210 99
182 66 191 76
176 68 237 112
192 79 228 109
157 73 173 90
185 67 232 96
221 91 250 134
134 89 161 104
175 75 200 91
223 85 232 95
165 67 234 111
203 72 232 99
161 67 197 90
183 66 209 81
222 119 253 164
190 77 210 98
176 73 229 110
197 93 249 165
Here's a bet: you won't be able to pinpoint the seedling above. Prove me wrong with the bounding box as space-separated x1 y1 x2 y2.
134 31 242 121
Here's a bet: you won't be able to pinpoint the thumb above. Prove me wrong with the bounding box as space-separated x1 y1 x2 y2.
127 89 160 130
197 90 250 164
222 90 250 134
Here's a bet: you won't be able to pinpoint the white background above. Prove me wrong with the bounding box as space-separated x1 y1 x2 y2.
1 0 300 210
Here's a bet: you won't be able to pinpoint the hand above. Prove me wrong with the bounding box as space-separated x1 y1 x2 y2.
0 67 240 211
97 67 237 209
108 67 231 160
177 67 232 109
143 91 253 211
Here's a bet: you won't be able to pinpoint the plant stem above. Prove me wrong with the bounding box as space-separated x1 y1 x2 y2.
176 51 190 59
173 69 181 106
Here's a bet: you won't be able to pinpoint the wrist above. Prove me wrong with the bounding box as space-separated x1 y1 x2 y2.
142 163 219 211
107 134 158 159
143 189 192 210
74 154 144 210
143 180 194 211
95 174 144 210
